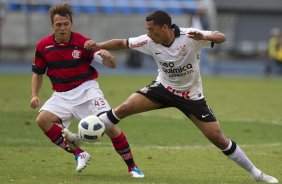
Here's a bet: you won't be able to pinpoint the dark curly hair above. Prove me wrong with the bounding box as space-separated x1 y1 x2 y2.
146 10 172 28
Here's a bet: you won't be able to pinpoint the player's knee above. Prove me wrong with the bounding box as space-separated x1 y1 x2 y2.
36 114 53 132
36 114 44 126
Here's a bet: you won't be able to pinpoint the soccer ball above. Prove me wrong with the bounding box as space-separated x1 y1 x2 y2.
78 115 105 142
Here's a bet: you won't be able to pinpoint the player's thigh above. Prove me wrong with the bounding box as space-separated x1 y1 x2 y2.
115 93 160 118
189 114 229 149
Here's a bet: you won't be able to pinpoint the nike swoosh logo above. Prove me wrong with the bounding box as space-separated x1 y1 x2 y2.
201 114 209 118
155 52 162 55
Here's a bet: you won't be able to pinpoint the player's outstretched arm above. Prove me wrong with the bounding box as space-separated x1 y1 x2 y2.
85 39 128 51
204 31 226 43
188 31 226 43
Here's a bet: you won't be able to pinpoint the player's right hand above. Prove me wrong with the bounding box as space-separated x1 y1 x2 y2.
30 96 40 109
84 40 98 50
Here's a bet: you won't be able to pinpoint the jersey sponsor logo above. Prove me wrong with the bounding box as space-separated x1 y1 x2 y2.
130 40 148 48
72 50 81 59
166 86 190 99
160 61 194 77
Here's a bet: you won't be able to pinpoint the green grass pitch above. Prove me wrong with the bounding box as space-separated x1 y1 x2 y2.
0 73 281 184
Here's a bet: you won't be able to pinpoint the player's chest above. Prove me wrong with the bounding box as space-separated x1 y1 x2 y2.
43 45 85 61
152 41 193 61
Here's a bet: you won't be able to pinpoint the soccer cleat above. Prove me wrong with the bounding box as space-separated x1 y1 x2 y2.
75 151 91 172
255 172 279 183
62 128 84 148
129 167 145 178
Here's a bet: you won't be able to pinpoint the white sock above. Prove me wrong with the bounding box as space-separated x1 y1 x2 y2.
225 140 261 178
250 166 262 179
98 112 115 129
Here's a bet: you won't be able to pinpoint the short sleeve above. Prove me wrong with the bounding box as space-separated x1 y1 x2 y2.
128 34 151 55
32 43 47 74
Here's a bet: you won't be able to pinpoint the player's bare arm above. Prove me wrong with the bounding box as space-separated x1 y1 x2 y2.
30 73 43 109
85 39 128 50
97 49 117 68
188 31 226 43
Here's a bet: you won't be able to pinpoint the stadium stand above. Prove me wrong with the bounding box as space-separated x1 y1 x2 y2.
6 0 199 14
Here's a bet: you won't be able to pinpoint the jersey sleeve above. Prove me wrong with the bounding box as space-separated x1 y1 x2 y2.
127 34 151 55
32 42 47 74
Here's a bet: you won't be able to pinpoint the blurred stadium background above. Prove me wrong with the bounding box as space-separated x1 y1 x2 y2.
0 0 282 76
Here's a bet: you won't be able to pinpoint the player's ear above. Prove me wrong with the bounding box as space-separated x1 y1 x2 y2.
50 20 55 30
162 24 169 31
70 21 73 27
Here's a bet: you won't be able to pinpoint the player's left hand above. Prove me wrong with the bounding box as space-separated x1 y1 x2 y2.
97 49 116 68
96 49 111 59
30 96 41 109
187 31 206 41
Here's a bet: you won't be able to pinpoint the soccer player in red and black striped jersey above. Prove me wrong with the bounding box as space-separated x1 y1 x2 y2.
30 2 144 177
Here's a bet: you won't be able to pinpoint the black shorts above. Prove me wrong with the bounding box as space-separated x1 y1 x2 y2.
137 81 217 122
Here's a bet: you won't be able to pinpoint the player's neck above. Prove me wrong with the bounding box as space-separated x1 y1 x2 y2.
55 37 70 44
162 29 175 47
54 33 71 44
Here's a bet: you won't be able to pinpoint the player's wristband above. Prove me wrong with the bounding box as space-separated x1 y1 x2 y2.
94 53 103 64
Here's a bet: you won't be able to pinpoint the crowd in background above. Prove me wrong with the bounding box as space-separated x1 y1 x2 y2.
267 28 282 76
0 0 282 77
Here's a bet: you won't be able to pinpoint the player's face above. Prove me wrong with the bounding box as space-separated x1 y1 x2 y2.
52 14 73 43
146 20 167 44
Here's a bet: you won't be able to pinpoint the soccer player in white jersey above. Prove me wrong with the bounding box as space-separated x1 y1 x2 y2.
84 10 278 183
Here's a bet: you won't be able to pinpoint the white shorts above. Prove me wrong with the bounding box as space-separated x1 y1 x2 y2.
40 80 111 128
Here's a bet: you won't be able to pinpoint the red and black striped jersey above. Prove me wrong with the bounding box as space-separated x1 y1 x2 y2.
32 32 99 92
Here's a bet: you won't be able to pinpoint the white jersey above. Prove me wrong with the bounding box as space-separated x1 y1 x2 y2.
128 27 212 100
